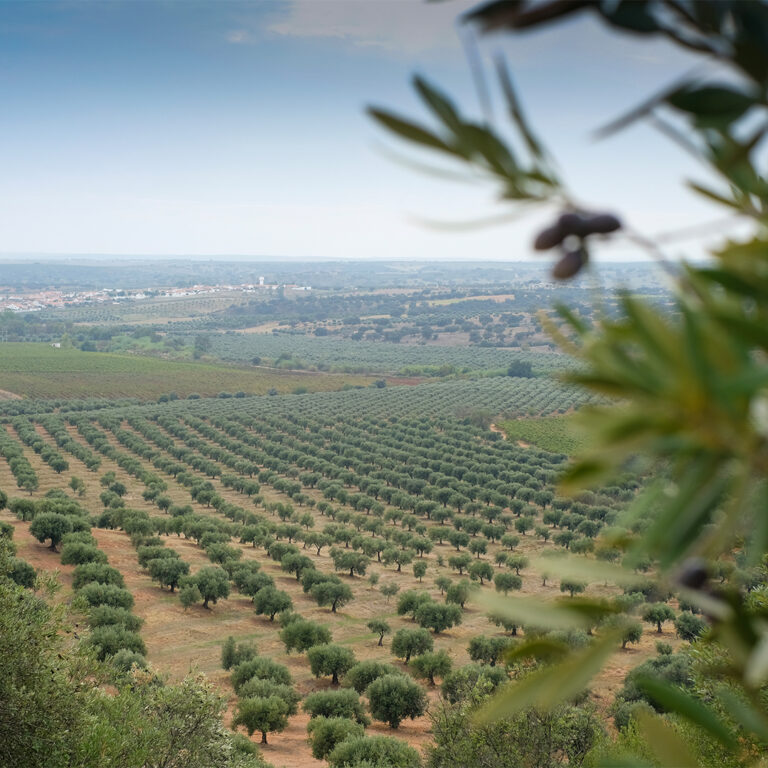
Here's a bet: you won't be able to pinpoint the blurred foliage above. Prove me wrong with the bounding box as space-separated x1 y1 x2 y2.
369 1 768 765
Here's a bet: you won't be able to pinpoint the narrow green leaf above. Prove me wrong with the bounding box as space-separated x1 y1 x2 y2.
367 107 457 155
637 677 738 749
474 630 620 722
476 591 592 630
554 302 587 334
746 629 768 688
686 181 741 209
635 711 699 768
667 85 756 126
716 687 768 742
494 56 545 160
504 638 569 664
534 553 637 587
413 75 463 134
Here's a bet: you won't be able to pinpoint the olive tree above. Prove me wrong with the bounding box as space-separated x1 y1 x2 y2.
307 644 356 685
280 617 332 653
303 689 369 725
29 513 73 552
185 566 229 609
327 735 421 768
367 1 768 756
414 601 462 634
367 619 390 647
253 586 292 621
390 628 433 663
343 660 403 694
366 674 427 728
311 581 354 613
642 603 676 634
410 650 452 686
307 716 365 761
232 695 289 744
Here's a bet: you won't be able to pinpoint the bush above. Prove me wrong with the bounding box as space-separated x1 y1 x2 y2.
367 674 427 728
221 636 258 670
429 699 603 768
72 563 124 590
612 652 694 729
327 735 421 768
307 716 365 760
77 583 134 609
110 649 148 675
7 557 35 588
88 605 143 631
467 635 512 666
280 618 332 653
236 679 300 716
674 611 708 642
303 689 369 725
231 657 293 694
60 543 107 566
343 660 404 694
87 625 146 661
441 663 508 704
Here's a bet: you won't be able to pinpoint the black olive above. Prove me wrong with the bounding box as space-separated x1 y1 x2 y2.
533 224 565 251
677 558 709 590
583 213 621 235
552 248 587 279
557 212 587 237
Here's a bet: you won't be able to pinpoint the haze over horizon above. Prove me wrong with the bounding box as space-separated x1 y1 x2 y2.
0 0 738 262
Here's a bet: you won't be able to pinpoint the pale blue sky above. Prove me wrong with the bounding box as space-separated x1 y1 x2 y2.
0 0 735 261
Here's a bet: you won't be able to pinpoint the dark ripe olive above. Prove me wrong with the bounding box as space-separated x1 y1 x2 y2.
552 248 587 280
677 558 709 590
583 213 621 235
534 224 564 251
557 212 587 237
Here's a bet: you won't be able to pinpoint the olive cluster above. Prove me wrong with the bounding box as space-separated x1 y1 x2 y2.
534 212 621 279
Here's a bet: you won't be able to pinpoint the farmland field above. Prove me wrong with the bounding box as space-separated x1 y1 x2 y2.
200 334 576 376
0 382 677 767
0 343 373 399
498 415 587 454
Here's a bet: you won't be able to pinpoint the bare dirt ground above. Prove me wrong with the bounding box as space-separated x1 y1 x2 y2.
0 388 22 399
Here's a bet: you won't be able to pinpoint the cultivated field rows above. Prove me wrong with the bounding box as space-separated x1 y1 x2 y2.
0 392 679 766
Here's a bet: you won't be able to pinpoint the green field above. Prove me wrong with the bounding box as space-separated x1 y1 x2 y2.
498 414 587 454
0 343 372 400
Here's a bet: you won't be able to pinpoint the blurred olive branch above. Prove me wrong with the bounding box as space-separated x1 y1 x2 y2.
368 1 768 765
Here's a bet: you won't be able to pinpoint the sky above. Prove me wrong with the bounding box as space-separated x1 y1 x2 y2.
0 0 737 261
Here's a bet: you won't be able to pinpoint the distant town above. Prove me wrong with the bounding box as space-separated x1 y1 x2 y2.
0 278 311 312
